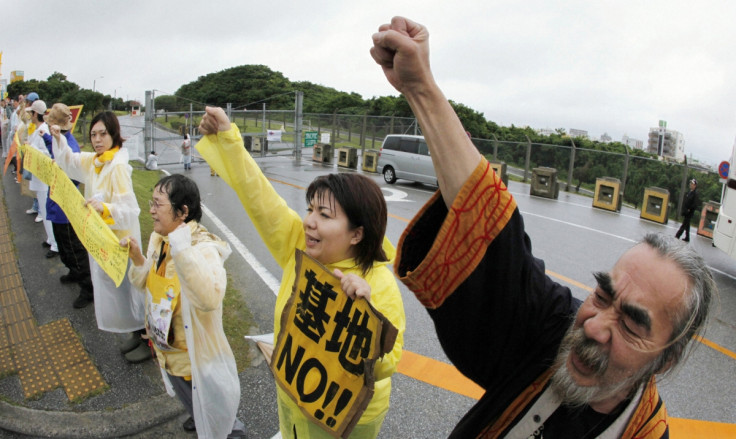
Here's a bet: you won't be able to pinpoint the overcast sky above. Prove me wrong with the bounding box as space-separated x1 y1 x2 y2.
3 0 735 165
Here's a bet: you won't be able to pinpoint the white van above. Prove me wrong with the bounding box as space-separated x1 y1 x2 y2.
376 134 437 186
714 140 736 258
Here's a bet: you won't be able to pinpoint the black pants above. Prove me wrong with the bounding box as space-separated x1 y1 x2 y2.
52 222 93 299
676 214 693 240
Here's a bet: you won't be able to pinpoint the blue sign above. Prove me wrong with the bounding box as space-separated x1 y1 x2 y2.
718 160 730 179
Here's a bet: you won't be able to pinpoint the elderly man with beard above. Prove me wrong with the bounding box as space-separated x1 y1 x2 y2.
371 17 715 439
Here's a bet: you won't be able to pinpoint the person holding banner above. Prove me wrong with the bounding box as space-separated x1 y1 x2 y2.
50 112 147 360
27 99 59 257
122 174 244 438
197 106 405 439
42 103 94 308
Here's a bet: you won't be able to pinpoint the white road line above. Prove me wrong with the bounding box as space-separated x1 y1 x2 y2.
520 210 637 243
201 203 280 296
521 210 736 281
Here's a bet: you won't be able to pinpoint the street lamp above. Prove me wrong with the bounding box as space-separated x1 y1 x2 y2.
93 76 104 92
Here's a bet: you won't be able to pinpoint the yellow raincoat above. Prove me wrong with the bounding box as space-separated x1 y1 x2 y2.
128 221 240 439
197 125 405 438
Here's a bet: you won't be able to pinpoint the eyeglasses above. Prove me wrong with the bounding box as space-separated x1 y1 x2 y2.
90 130 109 139
148 199 171 210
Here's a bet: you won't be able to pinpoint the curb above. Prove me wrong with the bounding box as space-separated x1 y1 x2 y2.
0 393 183 438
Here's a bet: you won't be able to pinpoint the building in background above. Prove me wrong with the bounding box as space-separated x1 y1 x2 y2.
569 128 589 139
647 120 685 162
599 132 612 143
622 134 644 150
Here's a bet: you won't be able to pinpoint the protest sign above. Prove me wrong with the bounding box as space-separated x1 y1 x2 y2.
22 145 128 286
272 250 398 438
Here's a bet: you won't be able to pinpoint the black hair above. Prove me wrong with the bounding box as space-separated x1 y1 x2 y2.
305 173 388 275
89 111 124 148
155 174 202 223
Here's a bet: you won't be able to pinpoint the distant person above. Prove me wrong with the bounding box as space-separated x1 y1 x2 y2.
181 133 192 170
50 112 147 361
197 106 405 438
42 103 93 306
122 174 244 438
371 16 715 438
27 99 58 256
145 150 159 170
675 178 699 242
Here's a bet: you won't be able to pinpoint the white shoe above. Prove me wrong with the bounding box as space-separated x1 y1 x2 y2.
34 216 43 223
26 209 38 215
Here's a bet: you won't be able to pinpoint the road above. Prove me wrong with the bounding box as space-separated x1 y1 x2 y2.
120 116 736 438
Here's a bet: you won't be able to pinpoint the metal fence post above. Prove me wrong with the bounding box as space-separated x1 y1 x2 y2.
332 111 337 148
621 144 630 195
567 138 576 191
524 135 532 182
491 133 499 161
144 90 153 157
360 114 367 148
294 91 303 159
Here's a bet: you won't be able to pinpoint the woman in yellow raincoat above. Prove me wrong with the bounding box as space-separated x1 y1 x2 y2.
123 174 243 438
197 106 405 438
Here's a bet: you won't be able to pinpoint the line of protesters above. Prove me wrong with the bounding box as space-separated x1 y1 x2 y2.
5 16 719 438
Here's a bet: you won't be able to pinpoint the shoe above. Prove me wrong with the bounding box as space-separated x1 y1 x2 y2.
183 416 196 432
120 334 142 354
227 428 246 438
124 343 153 363
42 242 51 248
45 250 59 258
60 273 81 283
682 238 690 242
25 208 38 215
35 216 43 223
73 294 93 309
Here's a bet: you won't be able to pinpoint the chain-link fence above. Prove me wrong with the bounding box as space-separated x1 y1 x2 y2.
142 107 718 223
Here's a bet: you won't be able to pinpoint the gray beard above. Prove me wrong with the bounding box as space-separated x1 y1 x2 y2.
549 325 658 408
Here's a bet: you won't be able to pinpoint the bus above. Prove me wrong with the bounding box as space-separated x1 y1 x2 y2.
714 140 736 258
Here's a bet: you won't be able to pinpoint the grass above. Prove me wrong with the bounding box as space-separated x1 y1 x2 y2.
129 161 254 371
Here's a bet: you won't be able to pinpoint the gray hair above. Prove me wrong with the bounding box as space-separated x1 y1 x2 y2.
640 232 715 374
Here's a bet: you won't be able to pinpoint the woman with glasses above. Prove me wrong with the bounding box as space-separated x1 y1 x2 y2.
122 174 244 438
49 111 147 362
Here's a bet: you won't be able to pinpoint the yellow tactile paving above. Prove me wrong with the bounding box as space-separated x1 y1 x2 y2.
0 286 26 307
0 273 22 292
6 319 39 345
0 346 15 376
14 338 48 367
47 341 88 370
59 360 107 401
18 361 60 400
2 301 32 325
39 319 77 345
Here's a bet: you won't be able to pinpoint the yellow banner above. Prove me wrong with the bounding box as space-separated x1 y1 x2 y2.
21 145 128 286
271 250 398 438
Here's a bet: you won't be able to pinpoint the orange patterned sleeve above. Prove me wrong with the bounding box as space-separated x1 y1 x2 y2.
395 157 516 309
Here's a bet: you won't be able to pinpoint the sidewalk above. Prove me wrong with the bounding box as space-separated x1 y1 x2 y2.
0 170 185 438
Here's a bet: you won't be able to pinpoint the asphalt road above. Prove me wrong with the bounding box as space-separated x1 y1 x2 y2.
2 114 733 438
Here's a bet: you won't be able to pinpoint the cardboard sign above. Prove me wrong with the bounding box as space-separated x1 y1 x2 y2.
271 250 398 438
21 145 128 286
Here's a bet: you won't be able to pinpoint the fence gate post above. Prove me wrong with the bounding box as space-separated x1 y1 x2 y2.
566 138 576 191
144 90 154 157
294 91 303 159
524 135 532 182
